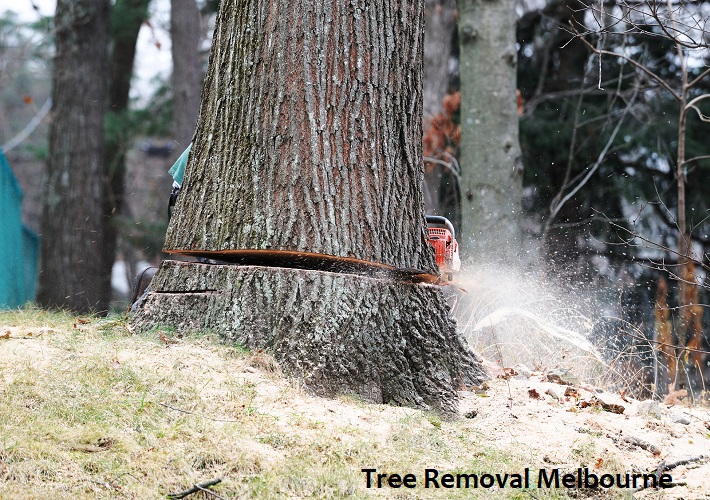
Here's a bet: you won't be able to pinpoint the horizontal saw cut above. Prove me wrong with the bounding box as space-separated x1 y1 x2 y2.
167 249 442 285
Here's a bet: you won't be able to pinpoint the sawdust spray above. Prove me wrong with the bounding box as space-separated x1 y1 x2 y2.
446 262 609 384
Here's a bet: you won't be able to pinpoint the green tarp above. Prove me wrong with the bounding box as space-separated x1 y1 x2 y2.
0 149 39 308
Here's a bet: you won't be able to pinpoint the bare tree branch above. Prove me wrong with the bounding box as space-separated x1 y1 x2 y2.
688 66 710 88
167 479 223 500
545 86 639 235
683 154 710 165
685 93 710 122
572 29 681 99
595 208 710 272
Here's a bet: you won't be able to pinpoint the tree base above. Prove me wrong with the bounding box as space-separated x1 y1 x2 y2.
129 260 486 413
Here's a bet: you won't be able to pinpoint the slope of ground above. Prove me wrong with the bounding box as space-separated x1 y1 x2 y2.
0 308 708 499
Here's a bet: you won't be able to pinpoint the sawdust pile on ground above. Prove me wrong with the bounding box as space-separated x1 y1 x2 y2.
460 362 710 499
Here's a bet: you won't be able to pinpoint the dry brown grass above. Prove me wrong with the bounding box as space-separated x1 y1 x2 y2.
0 307 559 499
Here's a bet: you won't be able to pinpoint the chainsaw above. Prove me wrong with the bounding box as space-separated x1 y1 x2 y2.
426 215 461 282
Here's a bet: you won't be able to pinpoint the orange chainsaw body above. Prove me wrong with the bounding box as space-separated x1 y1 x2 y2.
426 216 460 281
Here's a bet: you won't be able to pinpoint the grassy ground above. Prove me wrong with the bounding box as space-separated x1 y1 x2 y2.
0 307 571 499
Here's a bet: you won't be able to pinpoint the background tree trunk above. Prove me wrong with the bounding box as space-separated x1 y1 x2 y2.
457 0 523 260
37 0 111 313
170 0 202 149
104 0 152 305
422 0 456 119
133 0 485 412
421 0 461 227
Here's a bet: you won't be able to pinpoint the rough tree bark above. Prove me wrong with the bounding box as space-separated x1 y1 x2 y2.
131 0 485 413
37 0 111 313
457 0 523 260
170 0 202 149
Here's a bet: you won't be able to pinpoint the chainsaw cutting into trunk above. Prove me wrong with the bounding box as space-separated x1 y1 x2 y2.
426 215 460 282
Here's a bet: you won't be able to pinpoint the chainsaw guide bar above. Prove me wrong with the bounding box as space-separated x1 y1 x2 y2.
165 249 443 285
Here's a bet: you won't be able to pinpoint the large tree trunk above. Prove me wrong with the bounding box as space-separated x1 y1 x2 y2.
170 0 202 149
457 0 523 260
37 0 111 314
132 0 485 413
165 1 435 269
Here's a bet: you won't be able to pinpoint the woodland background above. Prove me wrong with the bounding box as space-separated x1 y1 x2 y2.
1 0 709 397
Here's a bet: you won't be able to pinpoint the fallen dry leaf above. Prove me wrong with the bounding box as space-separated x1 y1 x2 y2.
564 387 579 398
158 333 178 346
471 382 490 394
1 331 10 339
70 444 106 453
528 388 541 399
593 397 625 414
663 389 688 406
595 457 604 469
70 438 114 453
546 373 565 384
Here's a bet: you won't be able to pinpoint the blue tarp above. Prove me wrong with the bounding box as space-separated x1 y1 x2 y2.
168 143 192 187
0 148 39 308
